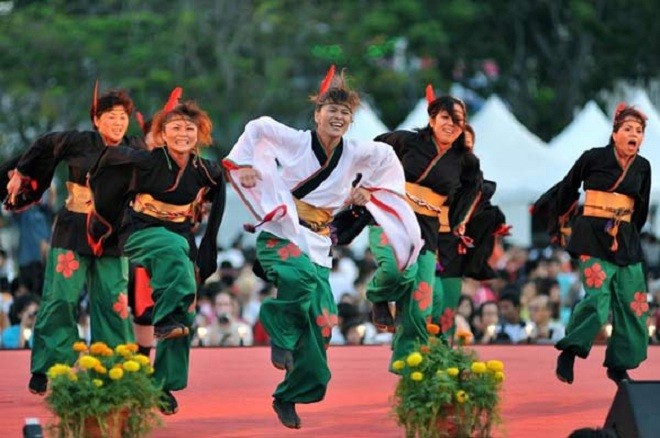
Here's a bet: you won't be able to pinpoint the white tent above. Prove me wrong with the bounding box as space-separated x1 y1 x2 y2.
345 101 389 141
548 100 611 168
471 95 565 246
396 98 428 131
626 88 660 186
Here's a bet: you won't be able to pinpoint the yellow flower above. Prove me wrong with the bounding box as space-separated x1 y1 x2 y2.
79 355 100 370
392 360 406 371
133 354 151 366
145 365 155 375
109 368 124 380
494 371 505 382
67 372 78 382
115 345 131 358
446 367 459 377
94 365 107 374
73 342 88 353
92 379 104 387
406 352 423 367
47 364 72 379
90 342 109 355
455 390 468 403
486 360 504 373
471 362 487 374
410 372 424 381
123 360 141 372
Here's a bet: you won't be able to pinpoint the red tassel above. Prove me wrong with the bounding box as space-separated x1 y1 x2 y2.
493 224 512 237
136 111 145 133
92 79 99 117
425 84 436 105
613 102 627 121
163 86 183 114
243 205 288 233
319 65 336 96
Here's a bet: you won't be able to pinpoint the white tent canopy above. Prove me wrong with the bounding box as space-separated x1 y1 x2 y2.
548 100 611 168
345 101 389 141
396 98 428 131
626 88 660 197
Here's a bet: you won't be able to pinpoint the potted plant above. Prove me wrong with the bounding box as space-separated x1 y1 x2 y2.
45 341 163 437
392 324 504 438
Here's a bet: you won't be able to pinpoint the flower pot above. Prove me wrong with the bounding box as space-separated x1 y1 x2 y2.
83 408 129 438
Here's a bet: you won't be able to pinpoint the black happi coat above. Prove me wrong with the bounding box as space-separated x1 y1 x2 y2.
533 145 651 265
89 146 226 282
375 130 482 264
2 131 144 256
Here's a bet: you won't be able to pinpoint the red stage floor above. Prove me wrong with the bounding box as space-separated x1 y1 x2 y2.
1 345 658 437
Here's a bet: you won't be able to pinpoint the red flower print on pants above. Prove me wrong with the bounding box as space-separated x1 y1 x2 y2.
112 293 129 319
583 263 606 288
439 308 455 333
630 292 649 317
379 231 389 247
266 238 279 248
277 243 302 261
579 255 591 263
413 282 432 311
56 251 80 278
316 309 338 338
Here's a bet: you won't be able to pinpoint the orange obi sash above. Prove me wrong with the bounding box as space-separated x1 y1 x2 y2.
65 182 93 214
132 193 194 223
583 190 634 252
293 198 333 236
405 182 450 233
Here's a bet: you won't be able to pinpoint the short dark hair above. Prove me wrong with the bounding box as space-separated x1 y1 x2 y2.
90 89 134 122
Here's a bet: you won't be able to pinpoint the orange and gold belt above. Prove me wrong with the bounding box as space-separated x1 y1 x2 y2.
583 189 634 251
132 193 194 223
405 182 450 233
294 198 333 236
65 182 93 214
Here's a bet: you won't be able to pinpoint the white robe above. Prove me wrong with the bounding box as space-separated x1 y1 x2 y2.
224 116 423 269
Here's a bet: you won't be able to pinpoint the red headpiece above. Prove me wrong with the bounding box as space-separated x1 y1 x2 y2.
91 79 99 117
425 84 436 105
163 87 183 114
319 65 336 96
613 102 627 122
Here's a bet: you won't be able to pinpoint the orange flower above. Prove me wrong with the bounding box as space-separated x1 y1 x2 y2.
420 345 430 354
426 323 440 335
456 329 473 345
630 292 649 317
413 282 432 311
56 251 80 279
315 308 338 338
584 263 606 288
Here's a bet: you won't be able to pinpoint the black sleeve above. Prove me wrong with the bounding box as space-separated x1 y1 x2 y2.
196 160 227 283
632 159 651 232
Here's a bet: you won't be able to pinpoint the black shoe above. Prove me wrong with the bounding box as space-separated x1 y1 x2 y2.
160 390 178 415
271 345 294 372
556 350 575 384
272 398 301 429
28 373 47 395
607 368 632 385
154 317 189 340
371 302 394 329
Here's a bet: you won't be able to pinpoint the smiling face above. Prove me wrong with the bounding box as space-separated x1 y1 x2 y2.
314 103 352 147
94 105 129 145
612 118 645 159
429 102 465 147
162 117 198 156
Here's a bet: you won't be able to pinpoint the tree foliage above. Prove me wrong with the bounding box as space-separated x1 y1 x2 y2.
1 0 658 160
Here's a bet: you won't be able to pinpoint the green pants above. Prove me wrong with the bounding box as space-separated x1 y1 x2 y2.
432 276 462 340
124 227 196 391
257 231 336 404
556 257 648 370
365 226 434 370
31 247 133 374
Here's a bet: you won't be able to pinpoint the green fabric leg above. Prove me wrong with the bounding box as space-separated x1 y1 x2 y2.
31 248 92 374
432 276 462 339
124 227 197 391
557 257 648 370
87 256 134 346
257 231 336 404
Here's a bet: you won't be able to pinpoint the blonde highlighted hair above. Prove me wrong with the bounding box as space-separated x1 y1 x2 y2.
151 100 213 146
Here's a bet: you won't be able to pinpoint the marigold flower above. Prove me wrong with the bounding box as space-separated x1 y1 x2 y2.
115 345 131 357
494 371 505 382
410 372 424 381
426 323 441 335
92 379 104 387
455 329 473 345
123 360 141 372
455 390 468 403
90 342 109 355
420 345 430 354
145 365 155 375
406 352 423 367
94 365 107 374
486 360 504 373
134 354 151 366
126 343 139 353
471 362 487 374
79 355 100 370
109 368 124 380
392 360 406 371
47 364 72 379
73 342 88 353
447 367 459 377
67 372 78 382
